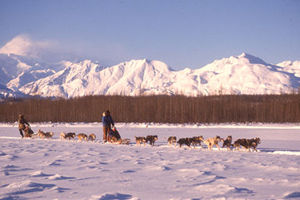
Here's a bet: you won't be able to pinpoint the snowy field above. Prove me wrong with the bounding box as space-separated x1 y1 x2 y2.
1 123 300 200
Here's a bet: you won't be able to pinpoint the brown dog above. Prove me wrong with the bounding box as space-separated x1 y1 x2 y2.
203 136 222 150
247 137 261 152
233 137 261 151
77 133 88 141
135 136 147 146
60 132 76 140
233 138 247 150
190 136 204 148
146 135 158 146
168 136 177 146
88 133 96 141
37 129 54 139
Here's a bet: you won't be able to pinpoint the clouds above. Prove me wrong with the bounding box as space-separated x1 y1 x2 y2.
0 34 55 58
0 34 84 63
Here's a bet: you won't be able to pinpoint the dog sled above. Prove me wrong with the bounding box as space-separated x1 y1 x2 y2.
107 127 130 145
23 125 34 138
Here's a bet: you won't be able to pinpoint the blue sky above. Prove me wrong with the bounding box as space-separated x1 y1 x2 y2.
0 0 299 69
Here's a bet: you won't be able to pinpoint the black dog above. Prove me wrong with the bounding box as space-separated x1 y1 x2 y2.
65 132 76 139
146 135 158 146
190 136 204 148
222 136 233 150
177 138 192 148
233 137 261 151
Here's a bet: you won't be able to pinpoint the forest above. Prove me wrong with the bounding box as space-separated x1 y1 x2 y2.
1 94 300 123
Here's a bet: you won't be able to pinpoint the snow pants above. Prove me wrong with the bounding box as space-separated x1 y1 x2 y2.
102 126 109 142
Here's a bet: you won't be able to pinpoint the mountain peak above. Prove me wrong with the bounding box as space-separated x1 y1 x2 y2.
238 52 267 65
238 52 252 58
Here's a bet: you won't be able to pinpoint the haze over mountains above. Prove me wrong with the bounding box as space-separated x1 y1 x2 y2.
1 36 300 99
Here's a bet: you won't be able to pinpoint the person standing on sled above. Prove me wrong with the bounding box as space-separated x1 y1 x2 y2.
18 114 30 138
102 110 115 142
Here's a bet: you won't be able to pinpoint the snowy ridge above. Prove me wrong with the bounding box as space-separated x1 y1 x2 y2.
1 52 300 98
277 60 300 77
1 35 300 98
13 53 300 98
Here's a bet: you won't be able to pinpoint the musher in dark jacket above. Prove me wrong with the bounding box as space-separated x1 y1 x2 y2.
18 114 30 138
102 110 114 142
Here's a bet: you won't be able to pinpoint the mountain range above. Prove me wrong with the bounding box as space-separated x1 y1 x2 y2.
1 37 300 99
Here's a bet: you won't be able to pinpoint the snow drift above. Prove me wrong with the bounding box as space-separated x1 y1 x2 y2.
0 123 300 199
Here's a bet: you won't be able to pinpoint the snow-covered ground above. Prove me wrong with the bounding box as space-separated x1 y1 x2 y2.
1 123 300 200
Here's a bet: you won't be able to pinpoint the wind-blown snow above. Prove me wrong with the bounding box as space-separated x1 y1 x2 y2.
0 35 52 58
0 123 300 199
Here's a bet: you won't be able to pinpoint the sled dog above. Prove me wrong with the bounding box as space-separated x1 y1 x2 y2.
177 138 192 148
37 129 54 139
88 133 96 141
146 135 158 146
203 136 222 150
222 136 233 150
167 136 177 145
135 136 147 146
248 137 261 151
190 136 204 148
60 132 66 140
77 133 88 141
65 132 76 139
234 137 261 151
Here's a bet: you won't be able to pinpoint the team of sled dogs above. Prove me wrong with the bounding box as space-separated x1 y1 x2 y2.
23 126 98 142
136 135 260 151
23 126 260 151
23 125 129 144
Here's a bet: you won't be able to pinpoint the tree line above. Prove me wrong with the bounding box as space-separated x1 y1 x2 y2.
1 94 300 123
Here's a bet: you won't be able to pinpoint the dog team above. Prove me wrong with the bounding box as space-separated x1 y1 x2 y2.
135 134 260 151
168 135 261 151
21 126 98 142
18 113 261 151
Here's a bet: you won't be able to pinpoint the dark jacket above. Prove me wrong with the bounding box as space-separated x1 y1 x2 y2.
18 116 29 130
102 115 114 127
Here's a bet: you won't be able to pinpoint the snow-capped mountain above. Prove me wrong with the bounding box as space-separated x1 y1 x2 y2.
0 83 30 99
1 35 300 98
0 52 64 98
193 53 299 95
19 59 174 97
277 60 300 78
12 53 300 98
